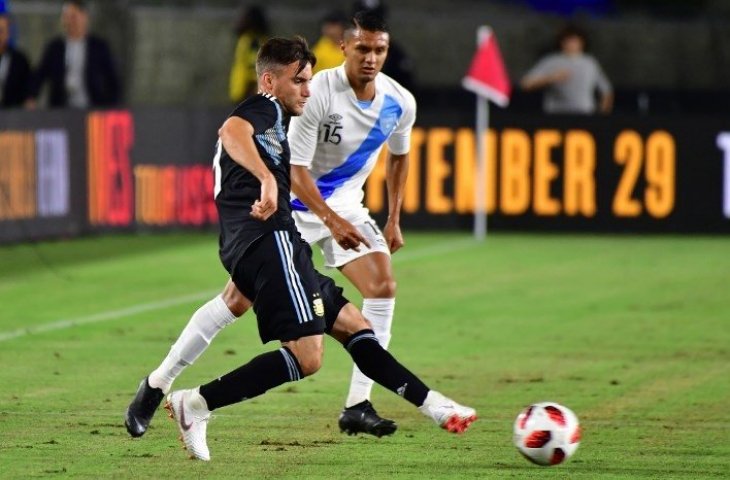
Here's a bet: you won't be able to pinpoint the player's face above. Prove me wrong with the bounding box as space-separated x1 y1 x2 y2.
268 61 313 116
343 29 389 84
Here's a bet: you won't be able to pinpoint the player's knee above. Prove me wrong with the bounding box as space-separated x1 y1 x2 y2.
295 348 323 376
222 283 251 317
367 278 396 298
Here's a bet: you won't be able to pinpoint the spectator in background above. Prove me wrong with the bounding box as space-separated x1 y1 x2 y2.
0 12 30 108
351 0 415 92
228 5 269 104
311 10 347 74
520 24 612 114
26 0 120 109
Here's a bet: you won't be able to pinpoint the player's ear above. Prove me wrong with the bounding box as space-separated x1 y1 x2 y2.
260 71 274 92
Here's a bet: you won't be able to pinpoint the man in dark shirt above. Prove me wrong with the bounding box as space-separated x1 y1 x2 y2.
0 12 30 108
26 0 120 109
126 36 476 462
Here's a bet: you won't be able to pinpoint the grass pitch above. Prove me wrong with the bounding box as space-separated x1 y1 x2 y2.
0 232 728 479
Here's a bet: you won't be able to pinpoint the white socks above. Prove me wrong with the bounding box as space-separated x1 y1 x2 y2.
148 295 238 393
345 298 395 408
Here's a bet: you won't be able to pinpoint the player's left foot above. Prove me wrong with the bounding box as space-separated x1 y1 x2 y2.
164 388 211 461
125 377 164 438
338 400 397 437
418 390 477 434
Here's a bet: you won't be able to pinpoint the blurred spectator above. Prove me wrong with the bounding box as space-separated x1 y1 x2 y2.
311 10 347 74
351 0 415 92
229 5 269 104
26 0 120 109
520 24 612 114
0 12 30 108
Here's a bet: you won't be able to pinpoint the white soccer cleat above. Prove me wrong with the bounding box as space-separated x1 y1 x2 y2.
418 390 478 434
164 388 211 461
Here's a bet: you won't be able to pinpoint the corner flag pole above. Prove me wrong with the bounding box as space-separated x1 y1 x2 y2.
463 25 510 241
473 26 490 241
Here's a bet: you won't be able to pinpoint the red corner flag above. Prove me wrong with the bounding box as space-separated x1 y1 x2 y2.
462 26 511 107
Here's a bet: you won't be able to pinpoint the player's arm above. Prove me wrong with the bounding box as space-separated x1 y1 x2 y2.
291 165 370 251
218 116 277 221
384 152 408 253
520 57 569 91
384 90 416 254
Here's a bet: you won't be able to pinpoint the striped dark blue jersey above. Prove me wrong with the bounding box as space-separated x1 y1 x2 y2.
213 93 297 272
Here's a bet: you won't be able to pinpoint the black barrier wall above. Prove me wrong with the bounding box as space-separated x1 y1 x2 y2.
1 109 729 244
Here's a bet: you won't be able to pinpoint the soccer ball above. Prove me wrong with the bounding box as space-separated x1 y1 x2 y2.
513 402 581 466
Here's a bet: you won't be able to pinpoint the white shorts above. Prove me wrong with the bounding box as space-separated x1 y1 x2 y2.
292 209 390 268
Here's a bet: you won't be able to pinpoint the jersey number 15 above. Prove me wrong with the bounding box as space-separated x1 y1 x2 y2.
320 124 342 145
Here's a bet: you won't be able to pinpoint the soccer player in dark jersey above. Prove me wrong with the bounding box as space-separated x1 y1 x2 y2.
125 36 476 461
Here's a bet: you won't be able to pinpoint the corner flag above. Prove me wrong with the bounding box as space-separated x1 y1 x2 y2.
462 27 511 107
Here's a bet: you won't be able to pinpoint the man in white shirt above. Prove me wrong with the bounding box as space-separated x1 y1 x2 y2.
127 11 418 439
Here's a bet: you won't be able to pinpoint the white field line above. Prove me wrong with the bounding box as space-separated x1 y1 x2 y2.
0 237 479 343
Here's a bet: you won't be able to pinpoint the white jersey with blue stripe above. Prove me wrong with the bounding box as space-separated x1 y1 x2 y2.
288 65 416 215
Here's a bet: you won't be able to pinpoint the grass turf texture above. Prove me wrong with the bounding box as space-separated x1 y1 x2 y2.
0 232 728 479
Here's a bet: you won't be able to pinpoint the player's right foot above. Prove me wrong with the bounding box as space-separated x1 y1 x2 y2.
164 388 211 461
418 390 477 434
338 400 397 437
125 377 164 438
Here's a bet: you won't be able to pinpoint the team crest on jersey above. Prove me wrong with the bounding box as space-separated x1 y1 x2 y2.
312 296 325 317
328 113 343 124
380 113 398 136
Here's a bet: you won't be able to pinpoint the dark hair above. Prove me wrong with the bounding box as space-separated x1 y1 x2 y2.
349 10 389 34
321 9 349 27
256 36 316 77
235 5 269 37
64 0 88 11
557 24 587 48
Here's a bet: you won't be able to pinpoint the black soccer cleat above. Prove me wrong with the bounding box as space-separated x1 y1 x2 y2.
125 377 164 438
338 400 397 438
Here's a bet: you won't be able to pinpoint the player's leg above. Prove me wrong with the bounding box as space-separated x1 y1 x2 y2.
125 279 252 437
320 276 477 435
166 230 327 460
320 219 397 435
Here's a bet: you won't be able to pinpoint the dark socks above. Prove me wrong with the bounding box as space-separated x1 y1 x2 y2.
344 329 429 407
199 347 303 411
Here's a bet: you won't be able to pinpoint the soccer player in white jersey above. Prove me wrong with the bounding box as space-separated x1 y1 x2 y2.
285 10 415 436
125 11 416 438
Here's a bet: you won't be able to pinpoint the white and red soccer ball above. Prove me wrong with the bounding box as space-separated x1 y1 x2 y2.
513 402 581 466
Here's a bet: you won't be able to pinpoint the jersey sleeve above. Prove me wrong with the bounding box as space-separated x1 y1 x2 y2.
289 72 329 167
387 89 417 155
230 95 277 134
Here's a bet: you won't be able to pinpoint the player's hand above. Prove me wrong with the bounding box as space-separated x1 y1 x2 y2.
325 214 370 252
384 220 404 254
251 176 278 221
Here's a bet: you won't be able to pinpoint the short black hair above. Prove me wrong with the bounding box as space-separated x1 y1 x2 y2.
256 36 316 77
349 10 389 34
557 24 587 46
64 0 88 11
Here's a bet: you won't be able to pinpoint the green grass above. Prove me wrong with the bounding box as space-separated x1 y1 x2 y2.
0 232 728 479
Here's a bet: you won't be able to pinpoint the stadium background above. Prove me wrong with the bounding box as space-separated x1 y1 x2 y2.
3 0 730 243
